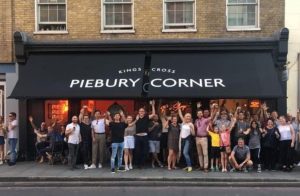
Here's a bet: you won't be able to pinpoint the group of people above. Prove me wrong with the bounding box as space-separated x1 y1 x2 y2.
1 100 300 174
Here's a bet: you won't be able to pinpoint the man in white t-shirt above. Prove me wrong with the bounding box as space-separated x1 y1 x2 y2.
65 116 81 170
7 112 18 166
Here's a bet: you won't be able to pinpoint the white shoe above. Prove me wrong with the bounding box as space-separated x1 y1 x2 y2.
129 164 133 170
88 164 96 169
0 161 3 165
125 166 129 171
98 163 102 169
297 162 300 167
84 164 88 170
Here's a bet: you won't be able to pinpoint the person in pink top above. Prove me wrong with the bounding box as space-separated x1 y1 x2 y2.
194 103 217 172
219 115 236 172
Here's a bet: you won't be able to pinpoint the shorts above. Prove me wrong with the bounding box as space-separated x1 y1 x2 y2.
0 136 4 145
211 147 220 159
149 140 160 153
235 158 245 165
220 146 231 153
124 136 135 149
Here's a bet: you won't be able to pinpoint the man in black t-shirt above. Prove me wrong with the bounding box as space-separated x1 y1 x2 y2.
108 113 128 173
148 114 163 168
80 114 92 169
135 100 156 168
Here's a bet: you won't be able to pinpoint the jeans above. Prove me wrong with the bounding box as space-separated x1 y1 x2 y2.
134 135 149 167
182 136 192 167
8 138 18 163
68 143 79 168
111 142 124 169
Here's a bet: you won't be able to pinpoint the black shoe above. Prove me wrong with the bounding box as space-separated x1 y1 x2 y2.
8 162 16 166
111 168 116 174
117 167 126 172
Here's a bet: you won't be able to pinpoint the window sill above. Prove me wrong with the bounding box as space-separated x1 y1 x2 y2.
226 27 261 32
101 30 135 34
33 31 69 35
162 29 197 33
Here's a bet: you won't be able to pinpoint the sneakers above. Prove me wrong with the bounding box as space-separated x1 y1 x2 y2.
84 164 89 170
88 164 96 169
129 164 133 170
230 168 236 172
222 168 228 173
125 166 130 171
98 163 102 169
117 167 126 172
111 168 115 174
0 160 3 165
243 168 248 173
187 167 192 172
215 167 219 172
257 165 262 173
7 162 16 166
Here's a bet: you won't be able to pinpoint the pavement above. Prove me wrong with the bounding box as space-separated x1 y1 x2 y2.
0 162 300 187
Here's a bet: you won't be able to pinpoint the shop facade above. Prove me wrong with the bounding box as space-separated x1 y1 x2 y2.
10 29 289 160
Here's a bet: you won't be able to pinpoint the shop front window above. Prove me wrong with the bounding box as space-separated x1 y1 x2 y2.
45 100 69 126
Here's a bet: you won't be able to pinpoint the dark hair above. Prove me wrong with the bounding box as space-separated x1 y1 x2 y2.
197 109 203 113
94 110 101 114
83 114 89 118
238 137 245 142
9 112 17 117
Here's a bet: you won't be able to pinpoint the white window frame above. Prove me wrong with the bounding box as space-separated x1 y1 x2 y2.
162 0 197 33
101 0 135 34
34 0 68 34
226 0 261 31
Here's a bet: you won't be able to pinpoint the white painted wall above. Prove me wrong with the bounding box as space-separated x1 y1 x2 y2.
285 0 300 116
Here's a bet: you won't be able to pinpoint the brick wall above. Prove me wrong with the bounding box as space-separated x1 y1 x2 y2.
0 0 13 63
1 0 285 62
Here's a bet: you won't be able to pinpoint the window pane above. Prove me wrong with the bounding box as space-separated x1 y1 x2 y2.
175 10 183 23
123 4 131 13
57 5 66 21
228 4 257 26
40 5 49 22
114 13 123 25
166 2 175 11
49 5 58 22
123 13 131 25
114 4 122 13
106 4 114 13
166 10 175 23
106 13 114 25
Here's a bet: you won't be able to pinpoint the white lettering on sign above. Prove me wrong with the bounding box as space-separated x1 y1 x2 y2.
69 78 225 88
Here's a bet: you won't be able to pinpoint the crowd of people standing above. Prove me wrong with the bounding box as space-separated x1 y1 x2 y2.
1 100 300 174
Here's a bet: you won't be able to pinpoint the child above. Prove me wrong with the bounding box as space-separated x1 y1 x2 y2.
207 124 220 172
219 117 236 172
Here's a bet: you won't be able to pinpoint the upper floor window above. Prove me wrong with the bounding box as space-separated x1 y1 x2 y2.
36 0 67 32
102 0 134 32
227 0 259 30
163 0 196 32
